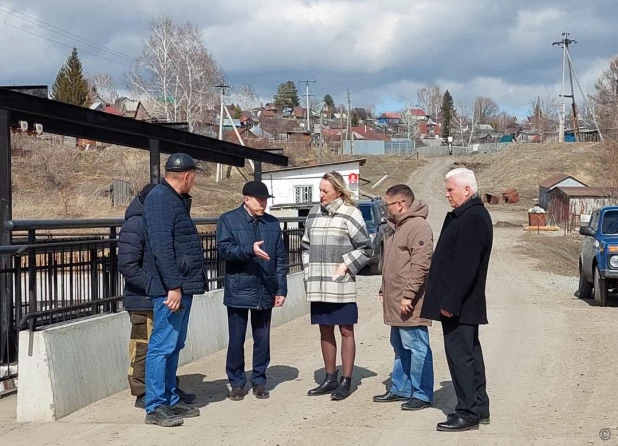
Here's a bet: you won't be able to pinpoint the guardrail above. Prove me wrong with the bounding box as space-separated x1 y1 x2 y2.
0 216 305 376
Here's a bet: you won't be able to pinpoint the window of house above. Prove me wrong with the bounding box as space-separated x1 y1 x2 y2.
295 185 313 204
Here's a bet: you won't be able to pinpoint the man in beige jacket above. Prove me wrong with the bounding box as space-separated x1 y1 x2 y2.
374 184 434 411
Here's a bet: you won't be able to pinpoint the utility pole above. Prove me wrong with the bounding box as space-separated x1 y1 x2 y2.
347 88 354 154
215 83 230 183
553 32 574 143
553 32 603 143
299 79 316 133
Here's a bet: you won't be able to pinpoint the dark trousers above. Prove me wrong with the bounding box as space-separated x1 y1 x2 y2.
226 307 273 388
442 320 489 423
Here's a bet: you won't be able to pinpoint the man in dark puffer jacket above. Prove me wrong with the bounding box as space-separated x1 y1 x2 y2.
217 181 288 401
118 183 195 410
142 153 207 427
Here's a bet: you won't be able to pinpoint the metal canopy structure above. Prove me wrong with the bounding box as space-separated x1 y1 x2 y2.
0 87 288 367
0 87 288 221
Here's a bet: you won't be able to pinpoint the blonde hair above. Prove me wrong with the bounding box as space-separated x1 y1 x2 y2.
322 171 355 206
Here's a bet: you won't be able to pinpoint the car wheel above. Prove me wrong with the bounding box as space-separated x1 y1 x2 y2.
594 266 609 306
370 244 383 275
578 267 592 299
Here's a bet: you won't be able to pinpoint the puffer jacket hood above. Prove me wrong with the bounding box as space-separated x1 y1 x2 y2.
125 195 145 220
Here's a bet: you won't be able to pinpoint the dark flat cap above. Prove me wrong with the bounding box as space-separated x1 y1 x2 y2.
242 181 273 199
165 153 203 172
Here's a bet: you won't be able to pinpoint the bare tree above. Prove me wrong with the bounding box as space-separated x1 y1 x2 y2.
453 101 479 147
474 96 499 124
416 85 442 119
591 56 618 129
229 83 260 111
399 104 420 139
126 16 224 131
528 95 559 135
89 73 119 104
366 104 376 118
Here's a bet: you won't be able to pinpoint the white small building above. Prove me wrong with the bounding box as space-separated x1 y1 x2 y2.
262 159 367 219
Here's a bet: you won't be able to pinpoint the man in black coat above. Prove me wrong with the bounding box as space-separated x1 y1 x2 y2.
420 167 493 432
118 183 195 410
216 181 287 402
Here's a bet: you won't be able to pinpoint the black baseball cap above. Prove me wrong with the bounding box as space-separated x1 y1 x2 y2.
242 181 273 199
165 153 203 172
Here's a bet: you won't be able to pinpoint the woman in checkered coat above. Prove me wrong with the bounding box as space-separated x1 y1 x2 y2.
301 171 373 400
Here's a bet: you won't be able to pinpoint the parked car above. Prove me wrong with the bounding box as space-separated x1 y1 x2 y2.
357 197 394 274
578 206 618 305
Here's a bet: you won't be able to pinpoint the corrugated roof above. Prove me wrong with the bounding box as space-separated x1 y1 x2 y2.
539 174 587 188
552 186 618 197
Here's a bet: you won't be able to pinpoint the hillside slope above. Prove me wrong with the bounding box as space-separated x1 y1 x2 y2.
455 142 614 206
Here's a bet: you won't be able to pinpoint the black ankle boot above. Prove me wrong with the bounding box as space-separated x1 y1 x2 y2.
331 376 352 401
307 370 339 396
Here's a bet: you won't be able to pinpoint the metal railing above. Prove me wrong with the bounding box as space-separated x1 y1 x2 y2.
0 216 305 378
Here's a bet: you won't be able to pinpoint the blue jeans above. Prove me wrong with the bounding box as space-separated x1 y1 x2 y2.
145 295 192 413
389 326 434 402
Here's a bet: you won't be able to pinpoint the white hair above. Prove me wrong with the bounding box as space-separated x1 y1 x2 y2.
445 168 478 194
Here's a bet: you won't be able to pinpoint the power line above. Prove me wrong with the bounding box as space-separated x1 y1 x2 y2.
0 20 132 68
0 3 133 61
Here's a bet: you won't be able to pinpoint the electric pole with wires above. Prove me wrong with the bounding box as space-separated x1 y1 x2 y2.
553 32 603 143
299 79 316 132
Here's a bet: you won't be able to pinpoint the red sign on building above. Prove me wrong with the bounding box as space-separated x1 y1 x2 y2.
348 173 358 184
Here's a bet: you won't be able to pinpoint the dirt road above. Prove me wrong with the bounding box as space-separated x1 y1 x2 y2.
3 157 618 445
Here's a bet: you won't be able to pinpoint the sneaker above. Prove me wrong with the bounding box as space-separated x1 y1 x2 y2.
134 395 146 409
228 387 247 401
169 401 200 418
252 384 270 399
145 406 184 427
177 387 196 404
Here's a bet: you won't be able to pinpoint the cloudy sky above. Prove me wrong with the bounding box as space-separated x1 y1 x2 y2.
0 0 616 119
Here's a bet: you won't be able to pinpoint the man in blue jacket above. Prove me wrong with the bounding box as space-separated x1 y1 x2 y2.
216 181 288 401
118 183 196 410
142 153 207 427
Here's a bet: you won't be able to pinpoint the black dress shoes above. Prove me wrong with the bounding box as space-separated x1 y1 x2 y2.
437 415 480 432
330 376 352 401
308 371 339 396
401 398 430 411
372 391 408 403
447 412 490 425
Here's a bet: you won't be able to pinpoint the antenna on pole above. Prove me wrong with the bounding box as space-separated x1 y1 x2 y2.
215 83 231 183
299 79 316 133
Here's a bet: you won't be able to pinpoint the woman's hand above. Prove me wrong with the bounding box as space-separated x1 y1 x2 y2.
333 263 348 280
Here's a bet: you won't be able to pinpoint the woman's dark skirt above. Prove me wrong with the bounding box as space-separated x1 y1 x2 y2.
310 301 358 326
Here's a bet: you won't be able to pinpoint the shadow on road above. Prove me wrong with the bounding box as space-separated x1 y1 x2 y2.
179 364 300 408
431 380 456 416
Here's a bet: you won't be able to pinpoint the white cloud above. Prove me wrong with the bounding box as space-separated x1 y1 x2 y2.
0 0 616 113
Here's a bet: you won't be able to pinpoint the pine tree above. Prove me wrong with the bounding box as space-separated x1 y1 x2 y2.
273 81 300 108
323 94 335 108
51 47 89 106
440 90 454 138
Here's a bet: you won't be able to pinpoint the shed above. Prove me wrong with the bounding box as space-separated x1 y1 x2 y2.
538 174 587 210
547 186 618 228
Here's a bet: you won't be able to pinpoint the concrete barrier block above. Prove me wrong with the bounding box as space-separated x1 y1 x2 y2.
17 272 308 422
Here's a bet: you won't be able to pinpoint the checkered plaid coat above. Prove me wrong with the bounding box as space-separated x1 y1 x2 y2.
301 198 373 303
